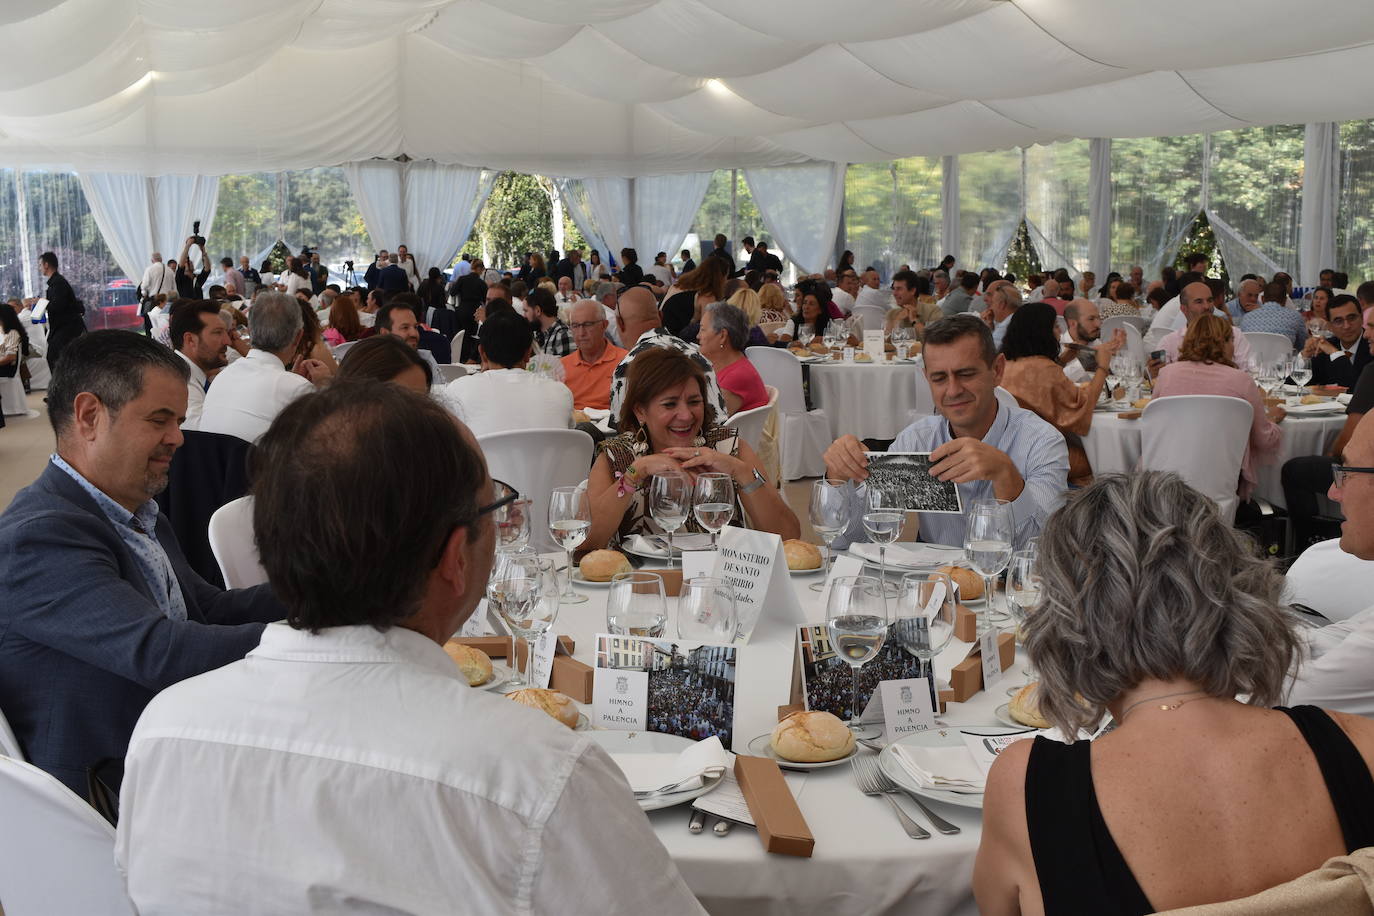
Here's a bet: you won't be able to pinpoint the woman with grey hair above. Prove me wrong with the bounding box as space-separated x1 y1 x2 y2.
975 471 1374 915
697 301 767 416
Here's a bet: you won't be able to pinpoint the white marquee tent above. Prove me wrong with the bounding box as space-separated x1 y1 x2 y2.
3 0 1374 287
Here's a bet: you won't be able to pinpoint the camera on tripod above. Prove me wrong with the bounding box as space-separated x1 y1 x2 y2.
343 259 354 271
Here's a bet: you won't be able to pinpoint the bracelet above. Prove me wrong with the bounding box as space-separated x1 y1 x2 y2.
613 464 641 498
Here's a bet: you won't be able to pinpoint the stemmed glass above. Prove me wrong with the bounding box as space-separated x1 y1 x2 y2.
797 325 815 348
1289 354 1313 398
825 575 888 730
493 487 531 554
693 473 735 550
963 499 1015 633
809 478 851 592
1120 357 1143 401
1258 361 1283 399
893 571 956 715
1004 550 1041 695
1106 354 1127 404
649 471 690 567
677 576 738 643
548 486 590 605
490 551 559 689
1307 316 1329 340
607 571 668 637
863 487 904 596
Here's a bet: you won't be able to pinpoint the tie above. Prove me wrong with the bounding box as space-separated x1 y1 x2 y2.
202 378 210 392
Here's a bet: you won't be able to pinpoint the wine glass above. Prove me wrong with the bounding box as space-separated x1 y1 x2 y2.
1121 357 1143 401
649 471 690 567
548 486 590 605
809 478 851 593
607 571 668 637
893 571 956 714
1106 354 1126 404
493 491 531 554
963 499 1015 634
1307 317 1328 340
797 324 815 348
1258 361 1282 399
1004 550 1041 695
826 575 888 730
693 473 735 550
863 487 904 596
677 576 738 643
1289 354 1312 398
490 551 558 689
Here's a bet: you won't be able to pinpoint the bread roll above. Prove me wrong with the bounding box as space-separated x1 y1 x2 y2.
1131 397 1151 409
1008 683 1050 729
507 688 580 729
1301 394 1326 405
771 711 855 762
808 340 829 355
783 539 822 571
579 549 631 582
443 641 494 687
853 352 873 363
937 565 983 601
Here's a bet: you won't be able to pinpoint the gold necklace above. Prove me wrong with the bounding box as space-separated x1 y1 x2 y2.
1118 690 1216 722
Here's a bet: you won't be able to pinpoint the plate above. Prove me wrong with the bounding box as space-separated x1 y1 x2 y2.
571 569 614 588
788 565 824 577
877 726 1032 809
994 703 1026 729
746 732 861 770
477 665 512 692
586 731 723 811
1285 402 1345 416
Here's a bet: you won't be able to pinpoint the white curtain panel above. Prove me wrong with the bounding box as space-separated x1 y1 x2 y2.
580 177 633 259
344 160 492 273
76 172 152 284
1024 139 1092 277
344 161 405 256
634 172 711 261
940 155 959 271
1300 122 1339 286
151 175 220 265
1087 138 1113 279
744 162 845 274
556 179 610 261
1109 135 1203 279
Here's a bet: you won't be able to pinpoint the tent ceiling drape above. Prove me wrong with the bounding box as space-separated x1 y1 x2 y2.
3 1 1374 177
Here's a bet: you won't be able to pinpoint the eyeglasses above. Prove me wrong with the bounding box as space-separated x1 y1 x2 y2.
568 321 605 331
1332 466 1374 490
1330 314 1363 326
478 479 519 518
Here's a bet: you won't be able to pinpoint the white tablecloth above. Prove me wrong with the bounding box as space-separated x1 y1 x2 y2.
808 360 933 441
534 561 1020 916
1080 409 1344 508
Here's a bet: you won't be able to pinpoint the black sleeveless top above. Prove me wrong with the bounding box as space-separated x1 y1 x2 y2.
1024 705 1374 915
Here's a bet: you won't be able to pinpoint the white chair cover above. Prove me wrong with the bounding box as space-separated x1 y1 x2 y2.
851 305 889 334
1282 538 1374 623
25 356 50 391
452 329 465 355
1139 395 1254 521
1245 331 1295 366
1 374 28 415
0 703 21 758
1144 326 1172 352
207 496 268 589
1121 315 1149 333
1114 320 1147 364
745 347 828 480
725 387 778 459
332 340 359 361
0 756 134 915
435 363 469 384
477 429 595 552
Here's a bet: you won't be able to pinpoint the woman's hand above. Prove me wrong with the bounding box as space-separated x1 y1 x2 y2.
631 453 689 479
661 446 745 480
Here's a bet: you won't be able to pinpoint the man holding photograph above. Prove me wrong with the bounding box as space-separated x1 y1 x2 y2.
823 315 1068 550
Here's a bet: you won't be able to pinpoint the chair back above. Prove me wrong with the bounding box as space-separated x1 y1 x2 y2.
1144 326 1171 351
435 363 469 384
851 305 889 334
1139 395 1254 521
1245 331 1295 366
207 496 268 589
1111 320 1146 364
452 329 466 359
0 703 21 759
1120 315 1149 333
746 346 806 414
332 340 358 360
0 374 28 416
477 429 595 552
0 756 135 914
726 387 778 457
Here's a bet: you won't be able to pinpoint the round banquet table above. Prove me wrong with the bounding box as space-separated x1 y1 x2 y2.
512 557 1025 916
1080 409 1345 509
807 359 932 441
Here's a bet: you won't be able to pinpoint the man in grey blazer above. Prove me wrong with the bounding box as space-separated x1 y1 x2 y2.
0 330 282 801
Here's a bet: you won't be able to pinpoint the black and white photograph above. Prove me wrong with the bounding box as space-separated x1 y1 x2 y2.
864 452 963 514
797 625 924 721
595 636 736 747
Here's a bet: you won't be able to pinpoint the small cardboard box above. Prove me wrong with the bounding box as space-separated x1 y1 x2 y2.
776 703 804 722
946 631 1017 702
511 641 594 703
735 755 814 857
640 568 683 597
455 635 574 660
953 605 978 643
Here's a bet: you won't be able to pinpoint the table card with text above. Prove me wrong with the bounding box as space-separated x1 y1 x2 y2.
876 677 938 744
979 627 1004 689
593 634 739 747
863 330 885 357
592 665 647 730
529 629 558 689
711 527 806 642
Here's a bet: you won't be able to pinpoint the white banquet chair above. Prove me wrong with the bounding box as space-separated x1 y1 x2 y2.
207 496 268 589
1144 326 1171 353
1102 319 1147 365
746 347 828 480
1245 331 1294 366
435 363 469 384
0 703 22 758
477 429 594 552
1139 395 1253 521
451 329 465 356
1283 538 1374 623
0 756 135 915
725 386 778 460
851 305 889 334
1 372 29 415
331 340 359 361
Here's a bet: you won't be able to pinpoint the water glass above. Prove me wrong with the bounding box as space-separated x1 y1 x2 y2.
893 571 956 712
862 487 903 596
1004 550 1041 694
826 575 888 729
1289 355 1312 397
548 486 590 605
809 478 851 592
649 471 690 567
489 551 559 688
963 498 1015 633
693 473 735 549
677 576 738 643
607 571 668 637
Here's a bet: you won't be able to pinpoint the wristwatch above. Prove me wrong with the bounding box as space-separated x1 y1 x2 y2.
738 469 766 495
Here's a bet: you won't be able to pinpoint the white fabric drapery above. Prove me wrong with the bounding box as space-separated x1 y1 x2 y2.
744 162 846 275
76 173 219 283
1087 138 1113 278
556 179 610 262
343 160 493 273
958 148 1022 270
1108 135 1204 279
1301 122 1339 286
572 173 712 265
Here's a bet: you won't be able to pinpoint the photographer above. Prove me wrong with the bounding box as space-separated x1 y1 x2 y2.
175 233 210 300
364 250 388 291
308 250 328 294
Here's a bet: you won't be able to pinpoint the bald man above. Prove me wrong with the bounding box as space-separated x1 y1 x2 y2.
608 286 728 421
562 300 627 411
1154 281 1252 367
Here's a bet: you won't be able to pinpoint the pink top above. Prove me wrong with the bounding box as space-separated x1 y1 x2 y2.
323 327 347 347
716 357 768 413
1152 360 1282 500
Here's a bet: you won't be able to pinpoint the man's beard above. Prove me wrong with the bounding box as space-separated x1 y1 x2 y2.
143 448 176 498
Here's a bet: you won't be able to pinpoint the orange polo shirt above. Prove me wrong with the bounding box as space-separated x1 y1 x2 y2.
562 342 628 410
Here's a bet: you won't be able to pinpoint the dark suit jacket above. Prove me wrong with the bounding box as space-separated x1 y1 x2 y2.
378 264 409 292
154 431 253 588
1312 338 1373 388
0 463 282 796
44 272 86 369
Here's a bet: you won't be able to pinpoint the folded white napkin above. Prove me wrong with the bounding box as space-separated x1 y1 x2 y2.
621 533 715 557
609 736 732 793
850 542 965 569
889 743 986 792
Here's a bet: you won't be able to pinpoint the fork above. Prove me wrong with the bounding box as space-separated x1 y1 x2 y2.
868 760 962 835
853 756 929 839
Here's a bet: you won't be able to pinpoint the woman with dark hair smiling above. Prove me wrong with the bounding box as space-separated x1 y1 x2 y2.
999 301 1120 485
